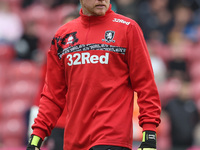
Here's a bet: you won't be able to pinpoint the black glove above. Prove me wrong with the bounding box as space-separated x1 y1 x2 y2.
138 130 157 150
27 134 43 150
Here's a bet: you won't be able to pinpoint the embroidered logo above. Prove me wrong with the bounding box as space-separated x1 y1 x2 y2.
102 30 115 43
113 18 130 25
67 35 74 44
66 32 78 46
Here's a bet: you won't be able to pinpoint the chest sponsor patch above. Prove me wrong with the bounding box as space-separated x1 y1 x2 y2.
58 43 126 59
66 52 109 66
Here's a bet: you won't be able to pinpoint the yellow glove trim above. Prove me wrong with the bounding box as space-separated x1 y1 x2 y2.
142 131 146 142
31 135 41 146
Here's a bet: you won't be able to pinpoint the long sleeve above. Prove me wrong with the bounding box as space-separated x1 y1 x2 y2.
126 21 161 131
32 36 67 140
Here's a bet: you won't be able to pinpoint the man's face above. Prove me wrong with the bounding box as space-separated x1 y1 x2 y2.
80 0 110 16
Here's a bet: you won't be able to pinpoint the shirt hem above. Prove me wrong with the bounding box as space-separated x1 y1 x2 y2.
87 141 132 150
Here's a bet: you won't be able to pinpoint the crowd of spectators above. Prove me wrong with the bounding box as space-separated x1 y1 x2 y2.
0 0 200 149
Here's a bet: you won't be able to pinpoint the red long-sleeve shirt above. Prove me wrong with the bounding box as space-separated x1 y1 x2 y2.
32 5 161 150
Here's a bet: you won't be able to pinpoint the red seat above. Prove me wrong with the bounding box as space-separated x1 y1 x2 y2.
0 62 6 87
0 45 16 62
147 40 171 63
1 98 31 119
7 0 23 14
22 4 52 26
1 117 26 147
53 4 78 25
189 62 200 82
191 81 200 102
2 80 39 100
186 44 200 63
159 77 182 106
6 60 40 82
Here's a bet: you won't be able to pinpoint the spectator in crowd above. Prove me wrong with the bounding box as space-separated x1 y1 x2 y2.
14 20 40 60
148 44 167 88
168 5 194 41
137 0 173 43
192 122 200 149
168 0 200 12
165 78 199 150
21 0 35 8
0 1 23 44
166 37 190 80
115 0 138 20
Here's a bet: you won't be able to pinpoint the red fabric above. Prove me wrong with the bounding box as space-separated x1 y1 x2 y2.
33 62 66 128
33 63 46 106
32 5 161 150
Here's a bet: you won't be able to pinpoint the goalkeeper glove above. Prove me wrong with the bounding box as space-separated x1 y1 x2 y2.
138 130 157 150
27 134 43 150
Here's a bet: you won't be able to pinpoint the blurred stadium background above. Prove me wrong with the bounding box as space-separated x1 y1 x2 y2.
0 0 200 149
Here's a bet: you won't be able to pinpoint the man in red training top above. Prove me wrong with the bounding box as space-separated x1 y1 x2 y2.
27 0 161 150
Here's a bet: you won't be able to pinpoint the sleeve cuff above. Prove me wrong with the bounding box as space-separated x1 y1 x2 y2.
142 123 157 132
32 128 47 141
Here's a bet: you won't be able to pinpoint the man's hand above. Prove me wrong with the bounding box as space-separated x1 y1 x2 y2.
138 130 157 150
27 135 43 150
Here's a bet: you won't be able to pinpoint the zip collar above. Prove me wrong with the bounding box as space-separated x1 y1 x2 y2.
80 5 113 25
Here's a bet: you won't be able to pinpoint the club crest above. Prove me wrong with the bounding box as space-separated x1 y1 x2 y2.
102 30 115 43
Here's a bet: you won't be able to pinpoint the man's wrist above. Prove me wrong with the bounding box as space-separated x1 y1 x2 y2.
138 130 156 150
142 124 157 132
142 131 156 142
27 134 43 149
